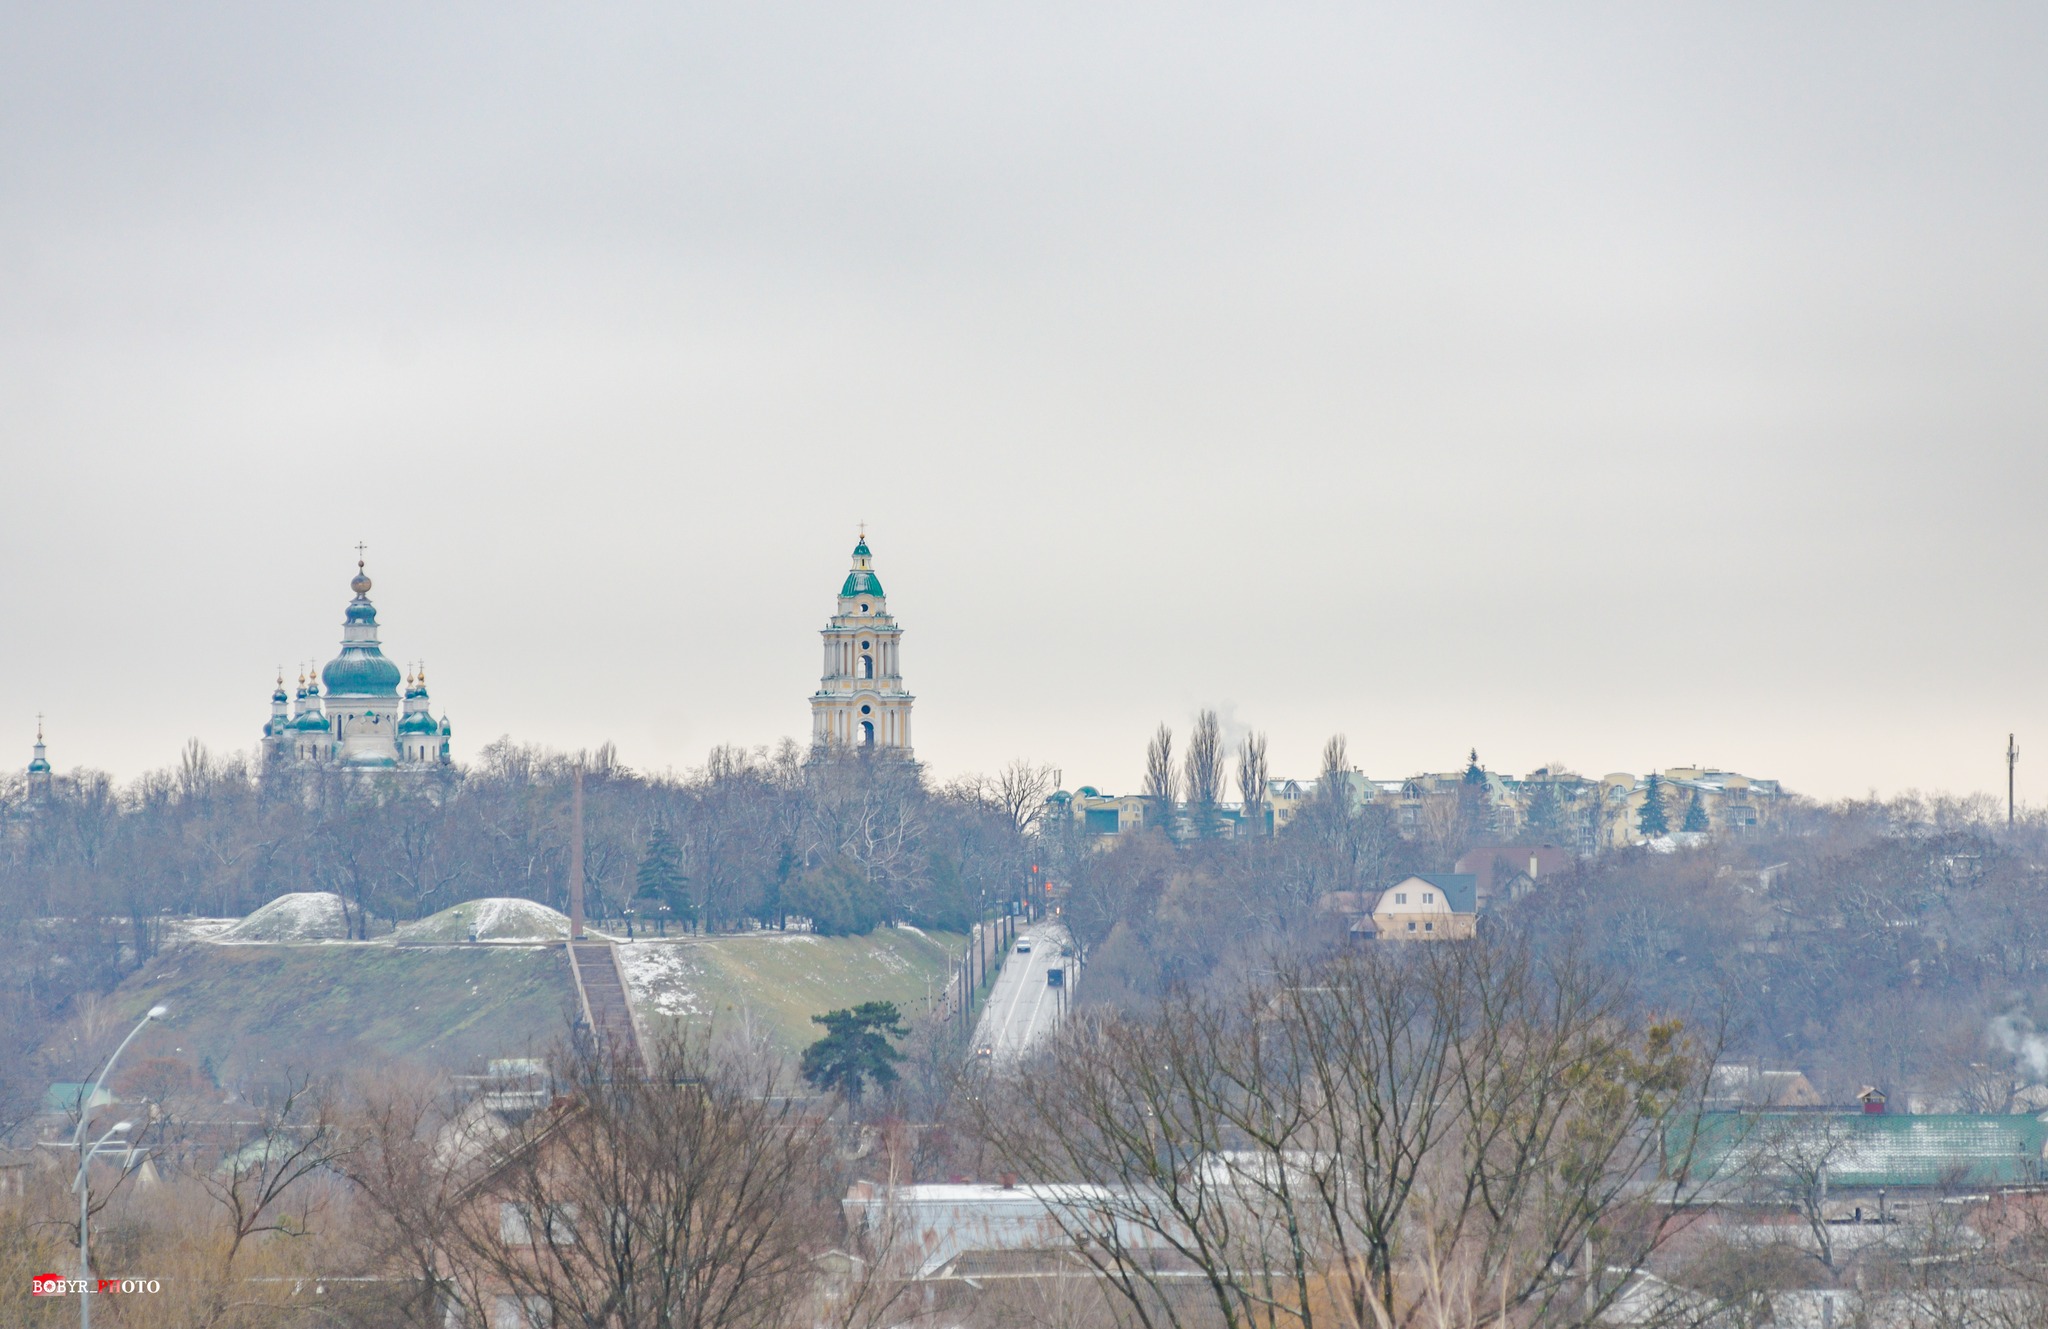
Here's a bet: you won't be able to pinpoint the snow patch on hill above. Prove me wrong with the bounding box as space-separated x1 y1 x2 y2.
392 898 576 943
218 892 351 943
618 943 707 1018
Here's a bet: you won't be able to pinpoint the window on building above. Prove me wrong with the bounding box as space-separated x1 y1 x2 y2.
502 1201 579 1248
493 1294 550 1329
1395 893 1407 904
1423 893 1434 903
1406 922 1417 932
1424 922 1434 932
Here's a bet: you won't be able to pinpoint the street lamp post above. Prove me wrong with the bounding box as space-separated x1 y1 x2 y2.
75 1122 132 1329
70 1003 164 1329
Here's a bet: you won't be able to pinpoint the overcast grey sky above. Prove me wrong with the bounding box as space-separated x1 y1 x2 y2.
4 4 2046 801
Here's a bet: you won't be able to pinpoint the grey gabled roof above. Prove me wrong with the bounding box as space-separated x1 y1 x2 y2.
1403 873 1477 914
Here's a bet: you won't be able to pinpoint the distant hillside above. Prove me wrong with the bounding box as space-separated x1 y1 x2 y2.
59 943 577 1086
53 924 964 1088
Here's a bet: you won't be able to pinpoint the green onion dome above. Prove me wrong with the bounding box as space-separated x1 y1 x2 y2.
322 651 402 696
398 710 439 735
293 709 332 733
26 756 51 774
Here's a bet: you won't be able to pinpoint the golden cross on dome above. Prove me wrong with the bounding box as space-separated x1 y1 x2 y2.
354 540 369 568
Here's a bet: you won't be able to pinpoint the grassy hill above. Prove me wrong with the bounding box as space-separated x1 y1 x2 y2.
620 925 964 1056
66 944 580 1085
57 925 965 1087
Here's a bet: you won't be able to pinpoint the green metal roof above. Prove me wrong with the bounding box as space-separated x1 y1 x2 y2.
839 569 885 599
44 1082 114 1114
1683 1111 2048 1189
322 649 402 697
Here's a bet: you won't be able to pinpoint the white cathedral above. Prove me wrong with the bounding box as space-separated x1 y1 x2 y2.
810 533 914 754
263 558 452 770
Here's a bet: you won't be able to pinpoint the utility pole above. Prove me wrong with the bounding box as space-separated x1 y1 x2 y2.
569 765 586 939
2009 734 2020 827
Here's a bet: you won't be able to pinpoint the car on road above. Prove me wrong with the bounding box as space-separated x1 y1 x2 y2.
1016 943 1031 953
974 1044 993 1061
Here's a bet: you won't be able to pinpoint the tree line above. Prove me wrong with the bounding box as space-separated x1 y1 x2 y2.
0 738 1039 1129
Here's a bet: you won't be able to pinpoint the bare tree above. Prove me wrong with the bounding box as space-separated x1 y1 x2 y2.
1318 734 1350 809
973 936 1716 1329
437 1033 830 1329
1185 710 1226 840
1144 725 1179 837
1726 1111 1861 1271
158 1070 352 1325
1237 732 1269 839
990 760 1059 835
340 1071 481 1326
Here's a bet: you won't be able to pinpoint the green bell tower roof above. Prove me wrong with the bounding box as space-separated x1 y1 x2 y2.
838 531 885 599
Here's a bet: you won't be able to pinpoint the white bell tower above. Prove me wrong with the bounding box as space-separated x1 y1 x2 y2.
810 531 914 755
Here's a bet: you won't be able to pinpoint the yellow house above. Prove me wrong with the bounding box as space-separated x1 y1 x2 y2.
1045 787 1152 837
1365 873 1478 941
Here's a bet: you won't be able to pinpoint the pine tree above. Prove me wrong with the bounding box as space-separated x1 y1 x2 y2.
1637 772 1670 836
1682 789 1711 833
800 1001 907 1112
1524 779 1562 834
635 824 690 927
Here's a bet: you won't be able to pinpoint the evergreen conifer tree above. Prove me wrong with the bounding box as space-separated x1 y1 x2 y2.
1682 789 1710 833
1637 772 1670 836
1524 779 1562 833
635 824 691 927
800 1001 907 1112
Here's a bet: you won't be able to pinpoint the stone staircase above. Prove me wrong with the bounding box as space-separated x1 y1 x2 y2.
568 940 647 1072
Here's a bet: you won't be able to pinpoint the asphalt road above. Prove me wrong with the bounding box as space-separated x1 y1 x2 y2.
971 919 1071 1066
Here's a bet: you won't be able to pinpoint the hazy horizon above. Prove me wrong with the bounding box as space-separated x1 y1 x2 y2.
6 5 2046 804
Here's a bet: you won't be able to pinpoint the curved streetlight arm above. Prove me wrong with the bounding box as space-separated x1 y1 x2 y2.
69 1007 163 1159
73 1123 133 1193
71 1003 159 1329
